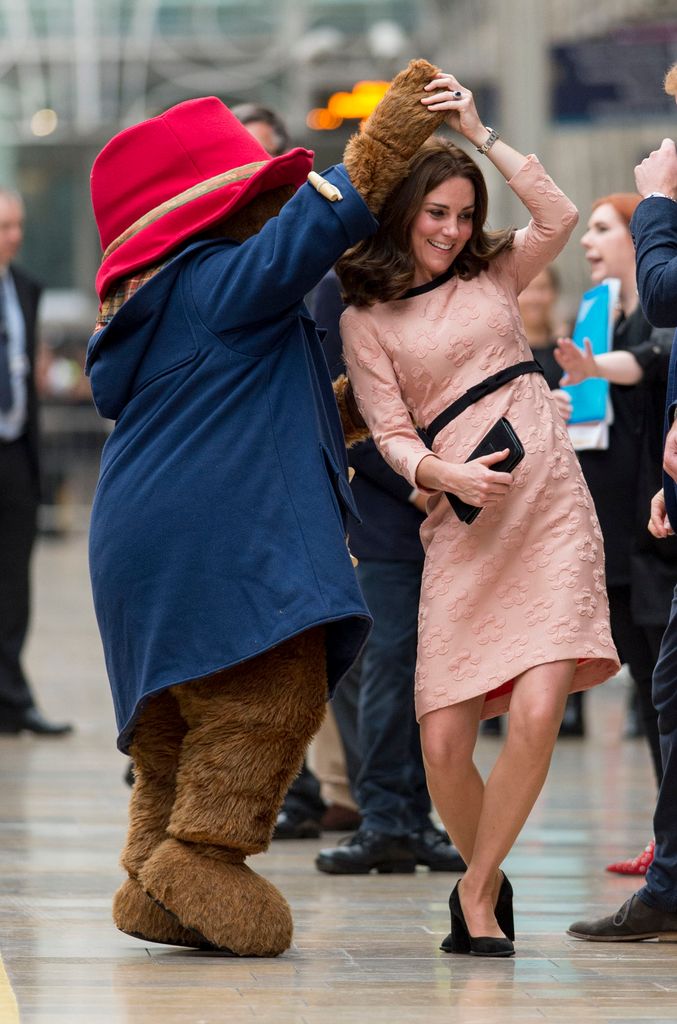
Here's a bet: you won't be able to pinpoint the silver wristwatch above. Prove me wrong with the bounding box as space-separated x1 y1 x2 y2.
476 127 499 155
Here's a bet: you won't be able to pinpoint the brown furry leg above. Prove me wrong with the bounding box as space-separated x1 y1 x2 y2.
113 689 211 949
139 627 328 956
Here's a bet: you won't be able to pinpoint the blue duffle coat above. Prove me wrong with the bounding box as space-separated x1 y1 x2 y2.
86 165 376 752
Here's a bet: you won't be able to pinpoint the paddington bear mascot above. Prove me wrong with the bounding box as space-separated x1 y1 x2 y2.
86 60 446 956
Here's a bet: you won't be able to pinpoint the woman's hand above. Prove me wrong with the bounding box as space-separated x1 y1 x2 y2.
554 337 597 385
420 73 487 148
649 488 675 538
416 449 514 507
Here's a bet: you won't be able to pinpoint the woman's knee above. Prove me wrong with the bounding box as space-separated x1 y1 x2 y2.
509 693 567 744
420 710 477 774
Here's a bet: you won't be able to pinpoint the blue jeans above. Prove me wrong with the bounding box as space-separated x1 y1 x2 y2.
640 583 677 912
354 559 430 835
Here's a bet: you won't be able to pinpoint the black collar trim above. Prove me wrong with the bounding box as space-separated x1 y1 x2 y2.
398 263 456 300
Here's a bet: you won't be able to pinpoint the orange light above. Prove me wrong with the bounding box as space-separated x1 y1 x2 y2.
306 108 343 131
306 79 392 131
327 80 390 119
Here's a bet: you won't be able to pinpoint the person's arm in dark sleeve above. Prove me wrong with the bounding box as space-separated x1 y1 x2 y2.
631 197 677 328
630 326 674 384
308 270 346 377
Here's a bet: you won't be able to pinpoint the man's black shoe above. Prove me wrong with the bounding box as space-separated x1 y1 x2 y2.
568 892 677 941
272 809 321 840
409 825 466 872
315 829 417 874
0 707 73 736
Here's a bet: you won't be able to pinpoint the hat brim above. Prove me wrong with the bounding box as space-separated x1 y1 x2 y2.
95 146 314 300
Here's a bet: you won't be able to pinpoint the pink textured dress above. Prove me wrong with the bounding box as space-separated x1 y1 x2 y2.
341 155 620 722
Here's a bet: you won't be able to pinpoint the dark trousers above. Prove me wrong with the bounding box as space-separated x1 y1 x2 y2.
0 440 37 714
355 558 430 835
283 559 428 835
608 585 664 785
641 584 677 911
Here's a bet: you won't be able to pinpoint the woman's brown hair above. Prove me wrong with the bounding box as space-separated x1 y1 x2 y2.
337 137 515 307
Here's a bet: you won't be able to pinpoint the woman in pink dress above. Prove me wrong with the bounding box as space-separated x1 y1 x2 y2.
339 73 620 957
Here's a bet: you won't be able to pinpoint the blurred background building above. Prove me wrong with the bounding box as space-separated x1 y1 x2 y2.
0 0 676 525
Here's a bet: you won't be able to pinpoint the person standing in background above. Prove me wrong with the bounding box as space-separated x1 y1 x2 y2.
0 187 73 736
312 269 465 875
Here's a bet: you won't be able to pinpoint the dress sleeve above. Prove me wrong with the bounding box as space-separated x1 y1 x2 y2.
500 155 579 294
341 308 436 491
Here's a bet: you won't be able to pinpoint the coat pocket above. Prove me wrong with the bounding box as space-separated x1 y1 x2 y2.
320 443 361 525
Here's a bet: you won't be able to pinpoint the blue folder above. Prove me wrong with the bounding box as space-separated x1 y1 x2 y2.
562 281 616 424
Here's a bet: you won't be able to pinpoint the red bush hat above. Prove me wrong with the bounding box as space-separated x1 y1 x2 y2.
91 96 314 300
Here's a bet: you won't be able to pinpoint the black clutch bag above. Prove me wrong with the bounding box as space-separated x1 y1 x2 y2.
446 417 525 525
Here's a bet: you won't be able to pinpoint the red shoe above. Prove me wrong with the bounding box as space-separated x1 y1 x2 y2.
606 839 655 875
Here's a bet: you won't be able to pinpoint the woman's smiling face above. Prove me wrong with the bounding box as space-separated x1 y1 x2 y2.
409 176 476 286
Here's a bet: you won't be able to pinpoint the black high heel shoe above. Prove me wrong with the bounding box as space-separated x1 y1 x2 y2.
495 872 514 941
440 879 515 957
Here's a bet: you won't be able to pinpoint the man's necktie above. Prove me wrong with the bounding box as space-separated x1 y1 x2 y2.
0 280 12 413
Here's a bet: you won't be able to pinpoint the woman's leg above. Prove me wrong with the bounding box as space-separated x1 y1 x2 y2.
461 660 575 937
421 660 575 940
420 695 485 866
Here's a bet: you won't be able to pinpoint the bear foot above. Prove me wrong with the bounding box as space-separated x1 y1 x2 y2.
113 877 219 950
138 837 293 956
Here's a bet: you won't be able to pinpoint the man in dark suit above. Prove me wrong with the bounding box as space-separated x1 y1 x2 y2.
0 187 72 735
309 271 464 874
569 74 677 941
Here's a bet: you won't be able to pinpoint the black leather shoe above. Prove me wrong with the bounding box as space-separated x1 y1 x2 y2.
568 892 677 941
0 707 74 736
409 826 466 872
272 809 321 840
315 829 417 874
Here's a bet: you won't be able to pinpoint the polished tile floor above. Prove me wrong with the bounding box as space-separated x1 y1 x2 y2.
0 535 675 1023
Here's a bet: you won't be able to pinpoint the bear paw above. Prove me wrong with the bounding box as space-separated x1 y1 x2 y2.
113 876 220 949
138 837 293 956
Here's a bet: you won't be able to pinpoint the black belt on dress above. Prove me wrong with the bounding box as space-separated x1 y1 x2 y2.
422 360 545 446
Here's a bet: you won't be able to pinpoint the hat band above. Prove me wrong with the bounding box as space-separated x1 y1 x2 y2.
102 160 269 261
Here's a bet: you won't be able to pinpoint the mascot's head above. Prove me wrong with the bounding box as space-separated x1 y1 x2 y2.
91 96 313 301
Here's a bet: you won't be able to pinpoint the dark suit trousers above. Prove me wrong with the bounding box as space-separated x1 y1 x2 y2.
640 583 677 911
0 438 37 712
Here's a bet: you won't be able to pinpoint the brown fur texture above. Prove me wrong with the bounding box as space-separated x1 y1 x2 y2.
113 877 217 949
113 689 199 947
121 688 187 876
139 837 293 956
344 59 446 214
168 627 327 853
333 374 369 446
665 64 677 96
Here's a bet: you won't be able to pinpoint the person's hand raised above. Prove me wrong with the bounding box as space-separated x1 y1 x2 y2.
421 73 487 149
634 138 677 199
554 337 597 385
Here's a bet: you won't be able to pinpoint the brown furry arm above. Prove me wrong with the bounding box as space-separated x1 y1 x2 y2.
333 375 370 447
343 59 447 214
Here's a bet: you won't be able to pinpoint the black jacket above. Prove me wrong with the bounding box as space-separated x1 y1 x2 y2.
11 264 41 494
